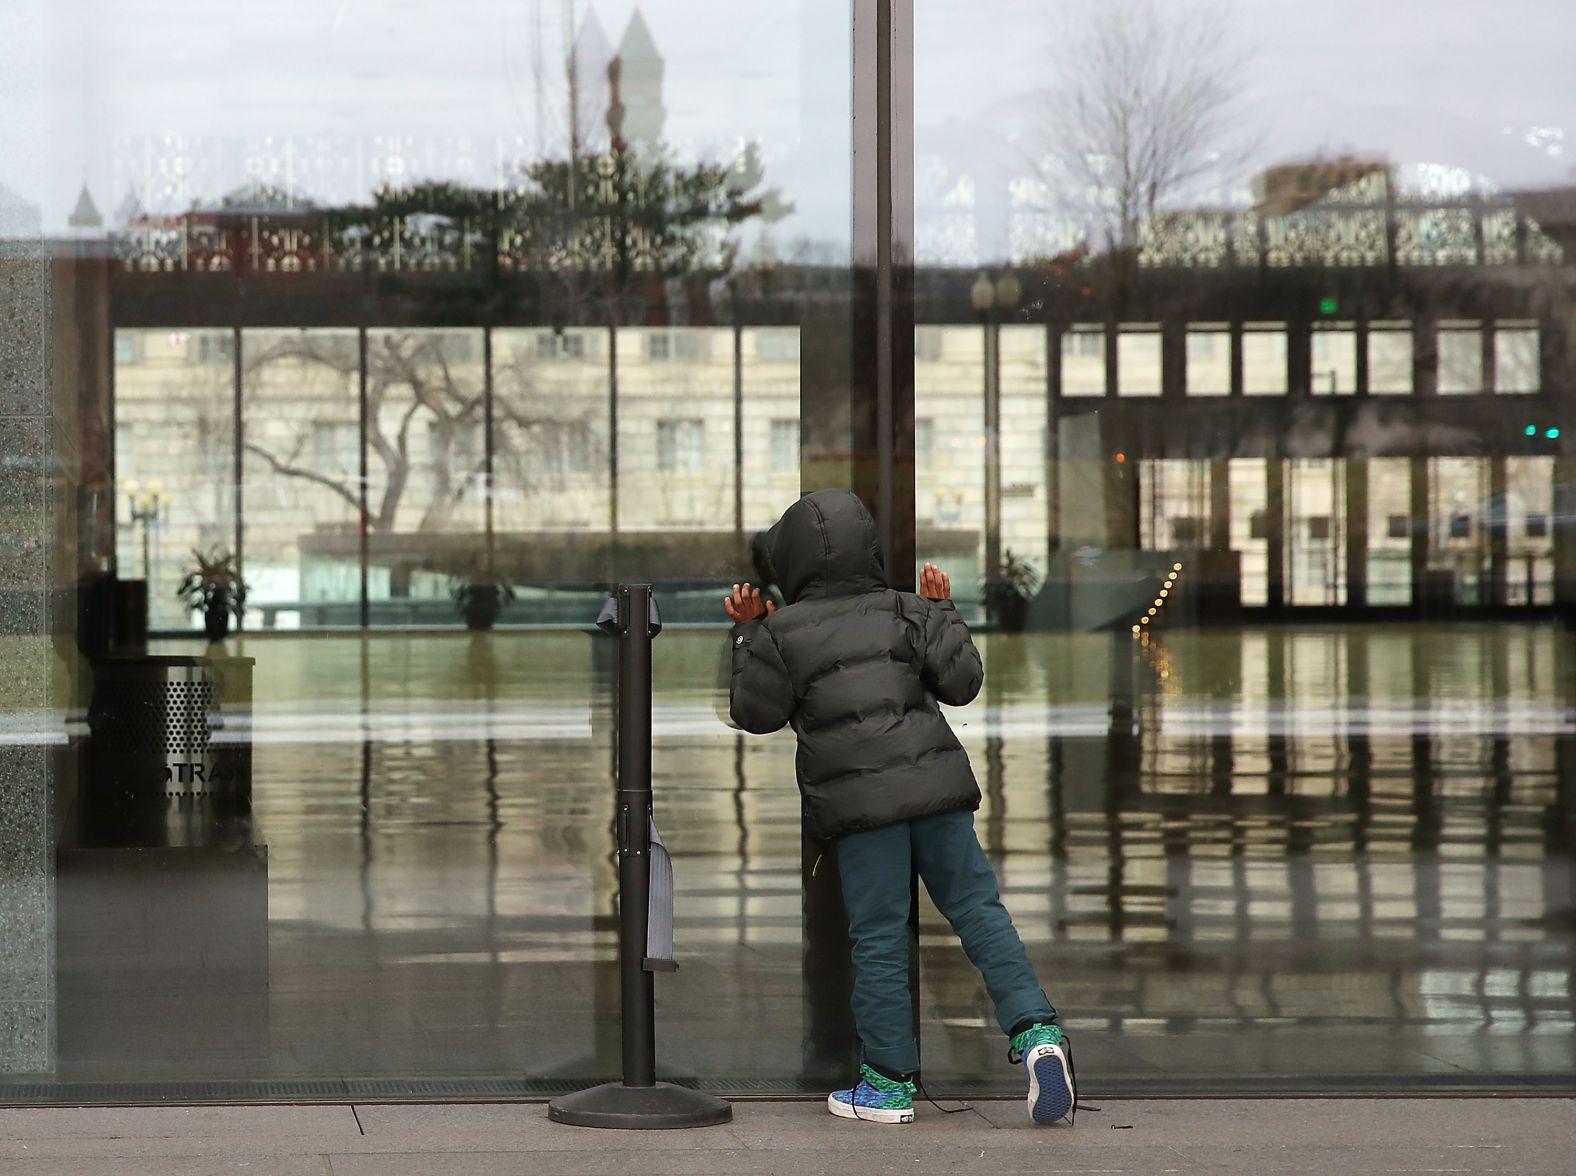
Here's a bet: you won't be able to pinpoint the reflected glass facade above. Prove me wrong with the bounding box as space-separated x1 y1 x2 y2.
2 0 1575 1101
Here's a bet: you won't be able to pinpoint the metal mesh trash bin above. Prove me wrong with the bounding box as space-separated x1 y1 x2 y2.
86 655 253 802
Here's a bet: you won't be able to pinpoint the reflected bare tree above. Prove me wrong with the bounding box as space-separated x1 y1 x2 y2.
242 331 601 537
1039 0 1253 256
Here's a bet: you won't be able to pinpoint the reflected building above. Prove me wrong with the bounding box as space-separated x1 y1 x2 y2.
95 154 1576 633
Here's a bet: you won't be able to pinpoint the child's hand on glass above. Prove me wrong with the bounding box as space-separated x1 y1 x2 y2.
724 582 776 623
919 562 952 601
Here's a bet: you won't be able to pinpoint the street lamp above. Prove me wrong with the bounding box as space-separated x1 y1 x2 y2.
122 478 172 586
973 270 1021 585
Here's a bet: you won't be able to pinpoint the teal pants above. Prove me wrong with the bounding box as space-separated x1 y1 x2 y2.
836 809 1055 1076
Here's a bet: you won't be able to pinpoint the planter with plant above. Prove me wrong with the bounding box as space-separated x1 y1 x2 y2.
981 549 1041 633
452 571 516 631
176 546 248 642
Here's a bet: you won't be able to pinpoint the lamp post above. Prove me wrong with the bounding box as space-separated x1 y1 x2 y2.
122 478 172 598
972 270 1021 584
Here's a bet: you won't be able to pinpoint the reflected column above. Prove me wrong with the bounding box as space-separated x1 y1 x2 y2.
1346 458 1369 610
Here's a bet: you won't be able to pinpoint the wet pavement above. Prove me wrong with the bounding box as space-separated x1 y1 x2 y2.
28 623 1576 1099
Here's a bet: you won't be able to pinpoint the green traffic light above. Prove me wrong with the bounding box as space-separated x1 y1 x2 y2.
1319 297 1338 315
1526 425 1539 436
1547 428 1561 440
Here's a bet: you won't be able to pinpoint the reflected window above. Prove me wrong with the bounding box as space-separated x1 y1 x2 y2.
197 334 234 365
657 419 705 473
1117 325 1162 396
1369 461 1414 605
915 327 944 362
647 330 710 362
311 422 359 478
1061 326 1106 395
535 330 593 361
1186 324 1230 396
1368 323 1414 394
1243 323 1287 395
1437 321 1483 394
1449 512 1472 539
756 329 801 363
916 418 934 472
1506 456 1554 604
1495 323 1539 393
770 418 799 472
1311 324 1357 396
538 423 592 478
1231 460 1269 606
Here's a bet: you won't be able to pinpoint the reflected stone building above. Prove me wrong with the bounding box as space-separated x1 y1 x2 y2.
86 154 1576 632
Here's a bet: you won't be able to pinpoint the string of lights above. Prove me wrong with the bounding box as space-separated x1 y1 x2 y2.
1132 562 1184 637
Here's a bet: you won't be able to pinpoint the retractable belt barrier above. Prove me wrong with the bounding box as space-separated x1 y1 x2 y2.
548 584 731 1129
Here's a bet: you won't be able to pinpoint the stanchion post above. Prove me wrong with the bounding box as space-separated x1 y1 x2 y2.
548 584 732 1129
616 582 657 1088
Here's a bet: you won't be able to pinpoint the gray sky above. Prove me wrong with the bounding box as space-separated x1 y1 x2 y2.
6 0 1573 252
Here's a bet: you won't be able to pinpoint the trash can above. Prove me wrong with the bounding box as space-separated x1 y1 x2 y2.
86 655 254 803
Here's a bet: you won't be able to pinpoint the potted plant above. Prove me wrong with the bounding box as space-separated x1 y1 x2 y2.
982 549 1041 634
176 545 248 643
451 569 516 631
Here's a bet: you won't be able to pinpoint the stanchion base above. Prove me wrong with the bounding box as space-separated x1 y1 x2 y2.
548 1081 733 1129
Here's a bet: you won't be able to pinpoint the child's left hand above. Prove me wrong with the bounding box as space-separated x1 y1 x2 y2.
724 582 776 623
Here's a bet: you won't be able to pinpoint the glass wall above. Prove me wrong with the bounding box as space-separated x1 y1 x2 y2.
5 0 1576 1105
914 0 1576 1090
11 0 866 1100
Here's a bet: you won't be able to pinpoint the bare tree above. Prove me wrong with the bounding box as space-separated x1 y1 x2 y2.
242 331 600 539
1040 0 1252 256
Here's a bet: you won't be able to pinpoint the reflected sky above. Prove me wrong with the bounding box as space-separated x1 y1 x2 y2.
7 1 1573 241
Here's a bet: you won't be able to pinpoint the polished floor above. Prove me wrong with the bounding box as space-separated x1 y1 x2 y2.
33 623 1576 1097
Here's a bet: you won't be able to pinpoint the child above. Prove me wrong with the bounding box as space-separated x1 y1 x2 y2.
724 489 1074 1125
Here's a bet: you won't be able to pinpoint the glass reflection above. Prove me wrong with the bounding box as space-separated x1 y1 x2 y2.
6 0 1575 1104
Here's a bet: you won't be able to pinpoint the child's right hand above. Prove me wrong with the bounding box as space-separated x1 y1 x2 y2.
920 563 951 601
724 582 776 623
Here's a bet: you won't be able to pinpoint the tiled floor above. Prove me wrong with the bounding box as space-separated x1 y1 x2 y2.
27 622 1576 1098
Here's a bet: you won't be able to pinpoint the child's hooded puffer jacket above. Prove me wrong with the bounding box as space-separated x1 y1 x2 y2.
728 489 983 842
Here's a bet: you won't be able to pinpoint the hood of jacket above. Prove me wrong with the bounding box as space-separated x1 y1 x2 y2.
768 489 890 605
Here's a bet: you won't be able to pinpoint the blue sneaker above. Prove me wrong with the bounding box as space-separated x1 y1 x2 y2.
827 1063 916 1124
1010 1022 1075 1125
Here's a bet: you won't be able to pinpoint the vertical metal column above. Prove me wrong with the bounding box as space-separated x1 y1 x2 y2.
1266 459 1286 610
483 327 496 566
797 0 917 1082
357 328 371 631
983 319 1001 582
232 326 244 629
1345 458 1369 609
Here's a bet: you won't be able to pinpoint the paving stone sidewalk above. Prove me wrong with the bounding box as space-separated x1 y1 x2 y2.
0 1097 1571 1174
